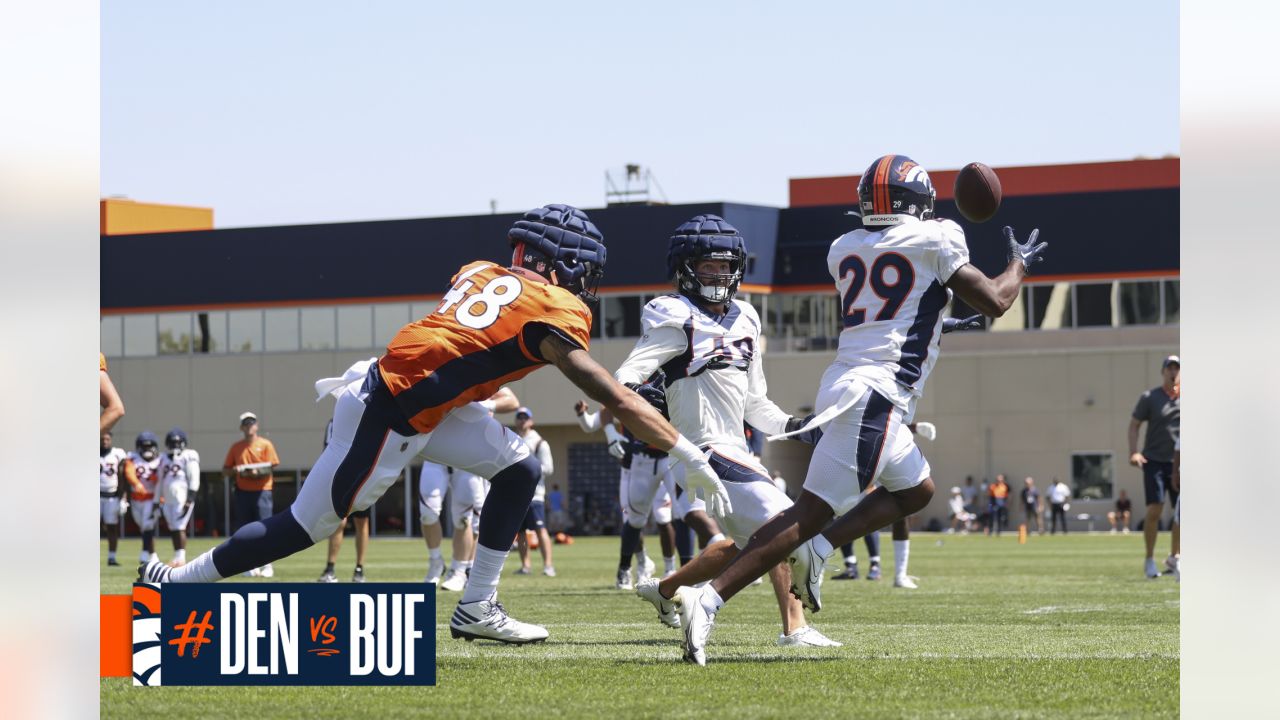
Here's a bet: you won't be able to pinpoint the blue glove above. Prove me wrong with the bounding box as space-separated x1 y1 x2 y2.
1005 226 1047 273
625 380 668 419
784 415 823 444
942 314 984 333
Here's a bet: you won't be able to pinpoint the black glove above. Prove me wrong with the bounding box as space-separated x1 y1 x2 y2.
1005 225 1047 272
942 314 985 333
625 381 668 419
784 414 823 445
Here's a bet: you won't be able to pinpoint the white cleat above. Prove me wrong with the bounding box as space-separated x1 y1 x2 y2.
636 555 656 584
672 585 716 666
616 567 635 590
425 557 445 585
777 626 843 647
636 578 680 629
543 566 556 577
138 557 172 584
893 575 919 589
441 569 468 592
260 564 275 578
243 567 262 578
787 539 826 613
1164 555 1180 575
449 598 548 645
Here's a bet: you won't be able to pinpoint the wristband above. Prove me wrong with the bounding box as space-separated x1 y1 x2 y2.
577 410 601 433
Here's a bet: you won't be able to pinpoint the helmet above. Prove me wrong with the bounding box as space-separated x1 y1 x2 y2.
667 214 746 305
856 154 936 226
165 427 188 455
508 204 607 302
136 431 159 461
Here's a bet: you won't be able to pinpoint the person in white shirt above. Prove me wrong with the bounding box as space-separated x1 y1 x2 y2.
158 428 201 567
100 431 129 566
1047 478 1072 534
947 486 975 533
513 407 556 576
673 154 1045 665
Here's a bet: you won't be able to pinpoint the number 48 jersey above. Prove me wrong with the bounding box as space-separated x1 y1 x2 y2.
827 216 970 420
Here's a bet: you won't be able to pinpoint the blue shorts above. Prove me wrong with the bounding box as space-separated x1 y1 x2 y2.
523 500 546 532
1142 461 1178 507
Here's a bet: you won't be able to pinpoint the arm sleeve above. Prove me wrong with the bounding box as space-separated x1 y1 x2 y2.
934 220 971 283
615 325 688 386
743 353 790 436
537 441 554 478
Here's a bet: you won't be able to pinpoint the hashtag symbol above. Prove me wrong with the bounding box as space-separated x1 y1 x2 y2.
169 610 215 658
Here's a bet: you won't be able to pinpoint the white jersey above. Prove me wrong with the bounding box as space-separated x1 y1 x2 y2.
158 449 201 493
125 452 162 500
100 447 127 493
515 429 552 503
616 294 789 451
825 216 970 421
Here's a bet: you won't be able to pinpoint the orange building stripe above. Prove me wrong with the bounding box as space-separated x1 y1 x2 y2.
101 594 132 677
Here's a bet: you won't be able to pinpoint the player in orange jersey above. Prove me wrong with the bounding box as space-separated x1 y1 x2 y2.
144 204 731 645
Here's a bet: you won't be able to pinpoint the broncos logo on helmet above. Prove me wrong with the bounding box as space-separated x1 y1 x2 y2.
508 204 607 302
667 214 747 306
856 154 936 226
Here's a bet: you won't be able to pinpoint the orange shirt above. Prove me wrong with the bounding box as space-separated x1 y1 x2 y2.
991 482 1010 500
379 261 592 434
223 436 281 491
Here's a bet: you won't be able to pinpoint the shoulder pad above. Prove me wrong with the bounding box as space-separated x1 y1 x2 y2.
641 295 693 331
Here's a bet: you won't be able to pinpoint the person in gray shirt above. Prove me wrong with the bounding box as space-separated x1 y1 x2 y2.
1129 354 1180 579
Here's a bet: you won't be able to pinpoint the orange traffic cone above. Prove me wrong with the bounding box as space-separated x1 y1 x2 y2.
1018 523 1028 544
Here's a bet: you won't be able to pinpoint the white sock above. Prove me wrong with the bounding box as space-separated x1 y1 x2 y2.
107 551 116 561
664 556 676 574
449 560 463 572
429 548 443 561
462 560 474 571
168 551 223 583
843 555 858 566
700 585 725 614
870 555 881 564
894 540 909 579
810 532 833 561
708 532 726 545
173 549 186 563
461 545 507 604
139 550 151 563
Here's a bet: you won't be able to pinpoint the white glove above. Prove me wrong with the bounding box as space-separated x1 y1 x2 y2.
667 437 732 519
603 424 627 460
915 422 937 442
577 409 602 433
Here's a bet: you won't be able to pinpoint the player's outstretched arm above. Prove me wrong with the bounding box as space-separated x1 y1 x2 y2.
946 226 1045 318
100 370 125 433
483 386 520 414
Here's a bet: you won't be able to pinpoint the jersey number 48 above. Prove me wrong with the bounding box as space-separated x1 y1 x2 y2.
436 266 524 330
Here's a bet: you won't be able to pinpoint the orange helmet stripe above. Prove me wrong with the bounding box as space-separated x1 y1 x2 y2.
873 155 894 214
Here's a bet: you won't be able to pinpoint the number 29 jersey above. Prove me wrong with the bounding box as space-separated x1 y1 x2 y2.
379 261 592 434
827 216 970 420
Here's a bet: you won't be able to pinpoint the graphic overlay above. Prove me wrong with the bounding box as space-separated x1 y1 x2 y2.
129 583 435 686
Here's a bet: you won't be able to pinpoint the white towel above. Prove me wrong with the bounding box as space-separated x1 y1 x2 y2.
314 357 378 401
766 381 861 442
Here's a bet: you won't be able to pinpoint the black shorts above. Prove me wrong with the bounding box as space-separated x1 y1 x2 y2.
523 501 546 532
1142 461 1178 507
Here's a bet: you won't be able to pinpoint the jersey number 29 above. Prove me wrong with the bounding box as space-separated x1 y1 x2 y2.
436 265 524 330
838 252 916 328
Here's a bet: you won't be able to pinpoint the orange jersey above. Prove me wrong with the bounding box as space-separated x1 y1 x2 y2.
379 261 592 434
991 482 1010 500
223 437 281 491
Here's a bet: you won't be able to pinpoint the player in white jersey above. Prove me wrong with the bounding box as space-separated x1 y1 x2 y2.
100 431 128 566
673 154 1047 664
617 214 839 655
122 431 163 564
158 428 201 567
512 406 556 576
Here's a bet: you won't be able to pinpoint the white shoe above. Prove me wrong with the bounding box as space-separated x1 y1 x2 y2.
777 626 843 647
243 567 262 578
260 564 274 578
449 598 548 645
636 555 656 584
636 578 680 629
543 566 556 577
893 575 919 589
138 557 172 583
317 570 338 583
616 567 634 590
441 569 468 592
787 539 826 613
1174 557 1180 583
425 557 445 584
1164 555 1180 574
672 585 716 666
1145 558 1161 579
750 576 764 586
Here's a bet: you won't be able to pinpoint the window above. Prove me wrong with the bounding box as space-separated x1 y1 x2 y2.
101 316 123 358
374 304 410 347
195 312 226 353
337 306 373 349
990 287 1032 332
301 308 335 350
1074 283 1114 327
1028 282 1072 329
123 314 157 357
1162 280 1180 324
1071 452 1114 500
264 309 300 352
157 313 193 355
603 295 643 338
228 310 263 353
1118 280 1161 325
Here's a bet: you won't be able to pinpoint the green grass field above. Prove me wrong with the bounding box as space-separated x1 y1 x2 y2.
101 531 1179 719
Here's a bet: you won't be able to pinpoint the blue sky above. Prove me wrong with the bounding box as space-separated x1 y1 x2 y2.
101 1 1178 228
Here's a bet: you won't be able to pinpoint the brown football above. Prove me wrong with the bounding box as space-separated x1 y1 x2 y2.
953 162 1002 223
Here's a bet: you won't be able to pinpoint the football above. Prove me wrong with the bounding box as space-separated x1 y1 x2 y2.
953 162 1002 223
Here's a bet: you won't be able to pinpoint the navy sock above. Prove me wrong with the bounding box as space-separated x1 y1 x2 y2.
841 542 854 559
673 518 694 565
619 524 642 568
212 510 314 577
142 531 154 553
475 455 542 552
865 531 880 559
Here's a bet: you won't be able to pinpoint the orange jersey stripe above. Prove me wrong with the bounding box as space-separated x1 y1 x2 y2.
379 262 592 434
